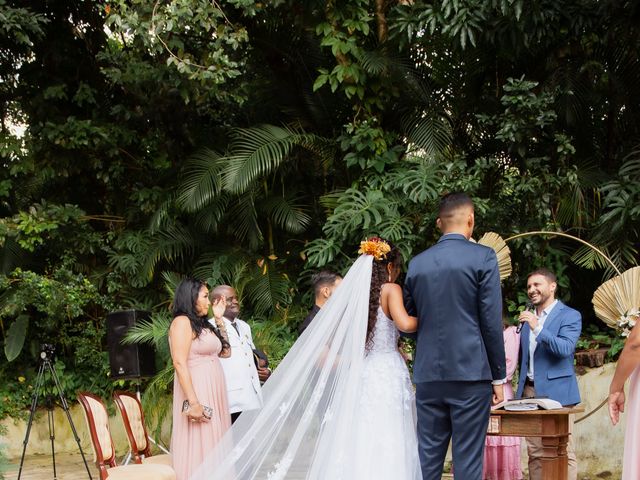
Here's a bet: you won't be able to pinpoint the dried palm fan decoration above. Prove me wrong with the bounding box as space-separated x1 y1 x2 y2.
592 266 640 333
477 232 512 281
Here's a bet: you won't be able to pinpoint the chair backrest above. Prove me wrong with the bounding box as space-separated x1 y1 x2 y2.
113 390 151 462
77 391 117 480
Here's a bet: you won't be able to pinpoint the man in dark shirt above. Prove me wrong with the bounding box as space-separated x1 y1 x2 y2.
298 271 342 335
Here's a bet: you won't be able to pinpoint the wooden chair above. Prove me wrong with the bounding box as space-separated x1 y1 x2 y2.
77 392 176 480
113 390 172 466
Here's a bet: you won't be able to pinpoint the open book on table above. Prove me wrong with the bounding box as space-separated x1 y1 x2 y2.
492 397 563 411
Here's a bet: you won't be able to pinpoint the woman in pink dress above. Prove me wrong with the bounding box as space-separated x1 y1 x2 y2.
169 278 232 480
609 317 640 480
482 322 523 480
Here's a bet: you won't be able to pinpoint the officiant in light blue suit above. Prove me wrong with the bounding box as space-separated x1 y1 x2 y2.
516 268 581 480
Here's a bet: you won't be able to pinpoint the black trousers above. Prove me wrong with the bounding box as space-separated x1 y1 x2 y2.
416 381 492 480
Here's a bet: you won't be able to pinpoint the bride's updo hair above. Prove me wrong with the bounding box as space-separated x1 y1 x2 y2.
359 237 402 350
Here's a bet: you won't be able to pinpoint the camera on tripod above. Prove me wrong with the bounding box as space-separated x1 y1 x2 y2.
39 343 56 361
17 342 93 479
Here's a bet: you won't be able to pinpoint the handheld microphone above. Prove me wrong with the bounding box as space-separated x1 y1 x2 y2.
516 302 535 334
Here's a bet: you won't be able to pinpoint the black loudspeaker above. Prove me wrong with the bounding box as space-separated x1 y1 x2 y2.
106 310 156 380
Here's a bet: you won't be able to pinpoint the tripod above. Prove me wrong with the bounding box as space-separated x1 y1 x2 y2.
17 347 93 479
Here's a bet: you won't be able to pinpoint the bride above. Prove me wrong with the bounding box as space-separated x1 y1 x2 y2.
191 237 422 479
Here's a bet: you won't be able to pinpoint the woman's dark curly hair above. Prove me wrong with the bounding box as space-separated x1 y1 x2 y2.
364 238 402 350
171 278 230 350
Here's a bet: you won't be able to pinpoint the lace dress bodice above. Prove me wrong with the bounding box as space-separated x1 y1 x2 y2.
366 306 401 355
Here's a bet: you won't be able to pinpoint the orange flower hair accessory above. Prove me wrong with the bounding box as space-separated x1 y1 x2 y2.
358 237 391 261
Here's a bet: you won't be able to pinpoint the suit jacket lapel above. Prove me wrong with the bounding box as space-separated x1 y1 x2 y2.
540 301 564 333
521 323 530 360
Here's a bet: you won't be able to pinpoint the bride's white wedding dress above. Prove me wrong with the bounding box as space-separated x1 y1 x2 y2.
190 256 421 480
347 307 422 479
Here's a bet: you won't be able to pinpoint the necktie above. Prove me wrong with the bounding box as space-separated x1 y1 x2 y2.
230 320 240 336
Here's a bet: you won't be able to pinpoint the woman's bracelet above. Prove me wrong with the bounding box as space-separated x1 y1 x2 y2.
216 319 230 343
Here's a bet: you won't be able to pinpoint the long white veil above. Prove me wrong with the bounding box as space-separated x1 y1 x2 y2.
191 255 373 480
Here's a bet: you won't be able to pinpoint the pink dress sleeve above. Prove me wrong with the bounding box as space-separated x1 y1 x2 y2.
503 326 520 381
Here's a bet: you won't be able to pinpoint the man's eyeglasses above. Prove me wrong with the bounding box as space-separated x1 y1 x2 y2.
212 295 238 303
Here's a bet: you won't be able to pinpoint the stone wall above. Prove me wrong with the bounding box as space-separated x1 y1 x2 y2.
0 401 171 461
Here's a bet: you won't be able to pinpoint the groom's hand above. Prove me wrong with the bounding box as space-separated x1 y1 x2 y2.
491 384 504 406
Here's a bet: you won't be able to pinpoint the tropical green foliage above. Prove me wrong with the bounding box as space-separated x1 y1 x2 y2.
1 0 639 423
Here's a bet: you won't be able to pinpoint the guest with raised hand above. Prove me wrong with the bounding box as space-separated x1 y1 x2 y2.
168 278 231 480
608 315 640 480
211 284 269 424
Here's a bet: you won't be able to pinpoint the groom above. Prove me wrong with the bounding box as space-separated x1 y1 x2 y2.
404 192 506 480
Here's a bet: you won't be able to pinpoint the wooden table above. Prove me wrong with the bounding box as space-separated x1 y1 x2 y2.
487 407 584 480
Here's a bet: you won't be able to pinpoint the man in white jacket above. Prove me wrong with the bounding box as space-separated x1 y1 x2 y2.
210 285 271 423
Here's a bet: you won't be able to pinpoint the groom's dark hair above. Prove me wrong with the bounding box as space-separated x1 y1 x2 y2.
438 192 474 218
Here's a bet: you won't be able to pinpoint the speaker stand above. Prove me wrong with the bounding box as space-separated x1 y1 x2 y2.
121 381 170 465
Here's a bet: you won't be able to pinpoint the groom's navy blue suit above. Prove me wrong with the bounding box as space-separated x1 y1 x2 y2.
404 234 506 480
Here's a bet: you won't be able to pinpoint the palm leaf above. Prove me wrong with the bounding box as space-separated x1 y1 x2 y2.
177 148 225 213
222 124 328 194
161 271 183 299
0 237 25 275
245 262 293 316
402 110 453 157
477 232 512 281
192 249 249 287
250 319 297 367
140 361 174 439
140 226 197 284
192 193 230 234
149 194 177 234
571 244 615 271
592 266 640 329
263 194 312 234
123 311 171 354
4 314 29 362
226 191 263 249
